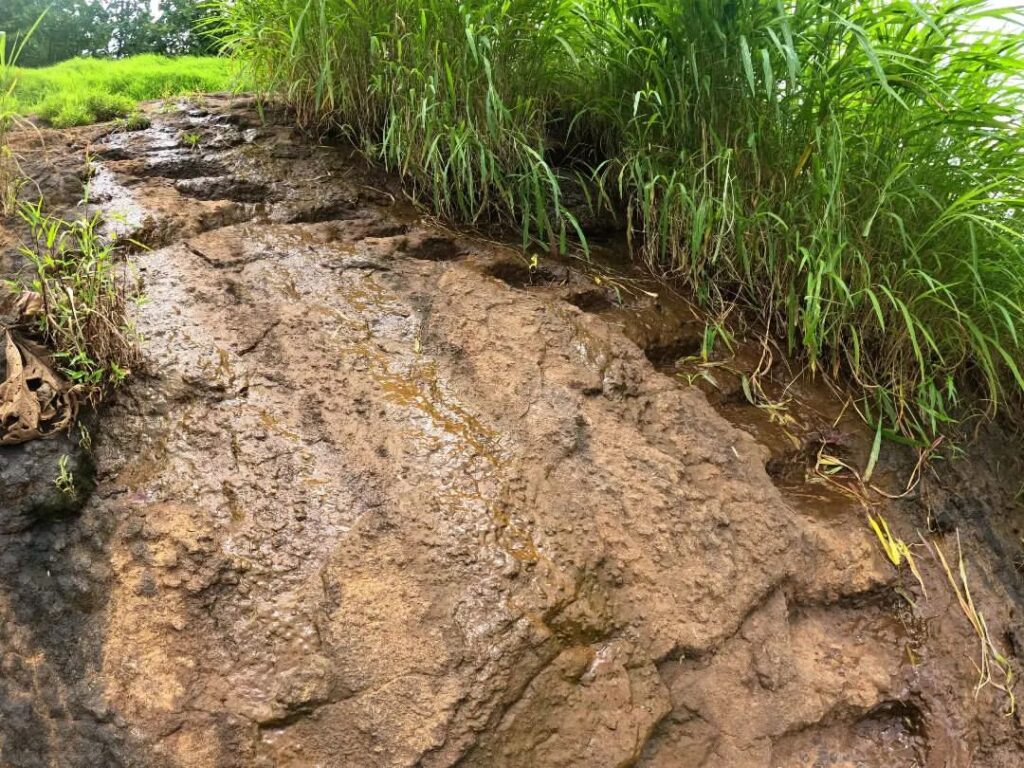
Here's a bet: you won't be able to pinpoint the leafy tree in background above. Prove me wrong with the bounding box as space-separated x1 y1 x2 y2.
0 1 110 66
150 0 223 56
104 0 160 56
0 0 221 66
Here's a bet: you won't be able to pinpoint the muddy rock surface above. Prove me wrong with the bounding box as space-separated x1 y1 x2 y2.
2 96 1024 767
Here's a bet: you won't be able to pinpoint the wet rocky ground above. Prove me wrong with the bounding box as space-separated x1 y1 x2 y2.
1 95 1024 767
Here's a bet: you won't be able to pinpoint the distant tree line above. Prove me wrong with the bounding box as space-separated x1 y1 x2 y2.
1 0 221 67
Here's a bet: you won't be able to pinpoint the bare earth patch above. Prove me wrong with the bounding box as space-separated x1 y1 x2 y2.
0 97 1022 767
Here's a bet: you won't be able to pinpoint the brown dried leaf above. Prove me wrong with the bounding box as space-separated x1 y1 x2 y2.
15 290 44 318
0 330 77 445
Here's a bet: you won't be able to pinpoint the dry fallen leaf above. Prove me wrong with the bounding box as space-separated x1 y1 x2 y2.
0 330 77 445
15 290 43 318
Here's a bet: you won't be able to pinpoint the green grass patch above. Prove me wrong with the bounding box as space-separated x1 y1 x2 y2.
8 54 237 127
213 0 1024 444
15 200 142 395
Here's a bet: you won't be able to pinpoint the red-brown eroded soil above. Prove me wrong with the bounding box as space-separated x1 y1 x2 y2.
1 96 1024 768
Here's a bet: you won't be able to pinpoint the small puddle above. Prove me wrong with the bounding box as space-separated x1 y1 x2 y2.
86 164 147 239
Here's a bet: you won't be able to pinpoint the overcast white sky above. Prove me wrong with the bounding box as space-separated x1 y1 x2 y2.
976 0 1024 30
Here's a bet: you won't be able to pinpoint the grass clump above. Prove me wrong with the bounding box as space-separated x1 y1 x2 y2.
215 0 585 250
112 111 152 133
8 54 237 127
35 91 137 129
1 20 44 214
215 0 1024 443
55 454 76 499
15 200 142 397
580 0 1024 442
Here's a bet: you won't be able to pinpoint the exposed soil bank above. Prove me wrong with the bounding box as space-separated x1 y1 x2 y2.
1 96 1023 767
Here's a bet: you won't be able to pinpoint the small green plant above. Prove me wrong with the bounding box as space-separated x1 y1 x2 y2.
180 130 202 149
16 200 142 399
77 422 92 452
55 454 76 499
700 319 735 364
114 111 151 132
184 90 209 109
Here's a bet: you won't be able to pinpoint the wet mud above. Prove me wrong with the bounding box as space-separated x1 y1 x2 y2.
1 95 1024 767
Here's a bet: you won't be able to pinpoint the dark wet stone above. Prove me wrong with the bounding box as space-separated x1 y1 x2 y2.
486 258 569 288
401 233 462 261
0 435 94 534
175 176 278 203
142 156 229 180
563 287 617 313
277 198 360 224
93 145 133 161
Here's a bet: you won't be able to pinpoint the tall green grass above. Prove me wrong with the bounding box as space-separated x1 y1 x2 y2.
1 31 20 214
2 16 46 214
214 1 585 248
214 0 1024 442
9 54 237 127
